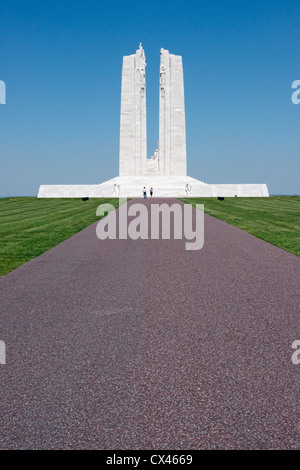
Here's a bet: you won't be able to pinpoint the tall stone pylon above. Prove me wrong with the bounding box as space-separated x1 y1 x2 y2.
119 43 147 176
159 48 187 176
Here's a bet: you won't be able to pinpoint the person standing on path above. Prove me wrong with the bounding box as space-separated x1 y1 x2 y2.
143 187 147 198
150 187 153 198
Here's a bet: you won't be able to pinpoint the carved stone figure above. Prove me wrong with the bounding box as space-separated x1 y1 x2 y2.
160 48 168 88
113 183 120 195
185 183 191 196
136 43 146 89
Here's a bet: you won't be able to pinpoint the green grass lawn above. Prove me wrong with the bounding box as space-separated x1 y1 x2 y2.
181 196 300 256
1 196 299 278
0 197 120 277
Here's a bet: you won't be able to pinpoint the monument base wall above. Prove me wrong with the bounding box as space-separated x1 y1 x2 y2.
38 177 269 198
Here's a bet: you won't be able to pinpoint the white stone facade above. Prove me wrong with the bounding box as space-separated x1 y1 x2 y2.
38 45 269 198
38 179 269 198
159 49 187 176
119 44 147 176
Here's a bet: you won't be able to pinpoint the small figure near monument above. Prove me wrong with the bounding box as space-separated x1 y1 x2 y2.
143 187 147 198
150 187 153 197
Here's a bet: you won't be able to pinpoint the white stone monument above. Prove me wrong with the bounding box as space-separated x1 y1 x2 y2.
119 43 147 177
38 45 269 198
158 48 187 177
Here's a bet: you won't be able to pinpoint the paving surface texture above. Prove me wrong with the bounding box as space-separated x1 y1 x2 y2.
0 198 299 449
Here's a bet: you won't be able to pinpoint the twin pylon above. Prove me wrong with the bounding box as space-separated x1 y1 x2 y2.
119 44 187 177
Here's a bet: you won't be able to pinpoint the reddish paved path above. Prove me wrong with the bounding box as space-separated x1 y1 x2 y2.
0 198 299 449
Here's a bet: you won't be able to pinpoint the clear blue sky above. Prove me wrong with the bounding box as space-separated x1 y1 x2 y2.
0 0 299 196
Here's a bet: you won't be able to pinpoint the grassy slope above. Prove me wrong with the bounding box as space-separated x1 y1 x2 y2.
0 197 120 277
181 196 300 256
